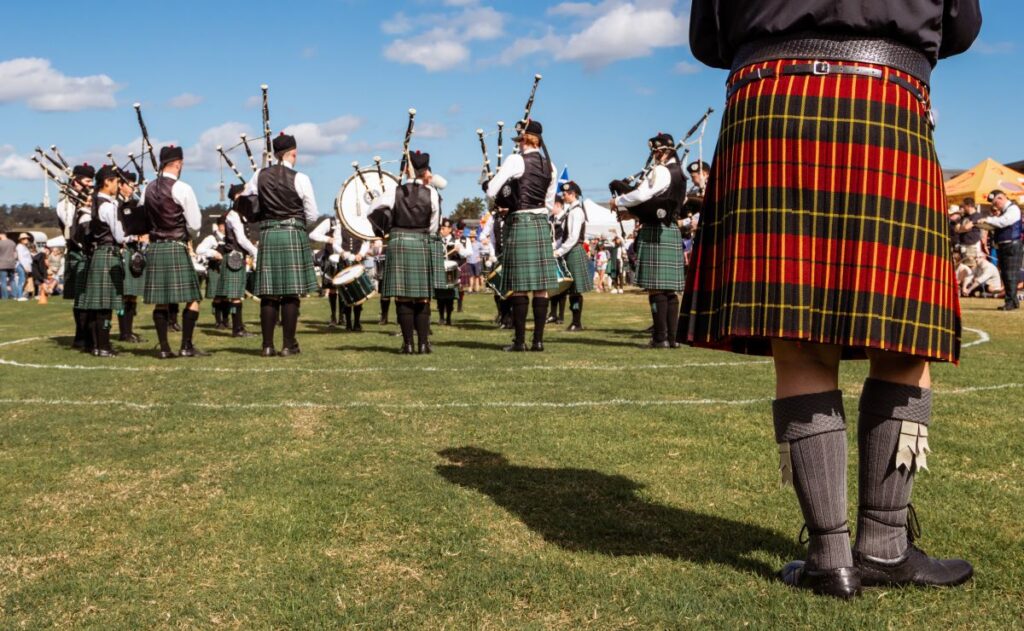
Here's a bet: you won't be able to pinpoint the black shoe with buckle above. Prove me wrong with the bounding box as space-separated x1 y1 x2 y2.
400 343 415 355
179 346 209 358
648 340 670 349
92 348 117 358
530 341 544 352
232 329 255 338
279 345 301 357
545 315 558 324
157 350 177 360
418 342 432 355
261 347 277 357
779 561 862 600
566 323 583 332
504 342 527 352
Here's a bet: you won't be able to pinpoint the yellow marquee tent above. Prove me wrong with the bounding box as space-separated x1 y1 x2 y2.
944 158 1024 205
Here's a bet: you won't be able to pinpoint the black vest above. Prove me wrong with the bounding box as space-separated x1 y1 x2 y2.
560 204 587 247
71 207 93 254
507 152 551 212
340 226 364 254
145 176 188 240
257 165 305 221
92 197 117 247
392 183 433 232
118 198 150 236
633 162 685 227
223 214 240 252
994 204 1022 243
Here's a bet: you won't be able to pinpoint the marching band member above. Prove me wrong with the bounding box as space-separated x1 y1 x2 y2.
682 0 980 597
309 215 342 327
245 133 320 357
196 218 229 330
485 120 559 352
547 198 567 325
611 133 686 349
56 164 95 349
554 181 592 331
116 171 145 343
217 184 258 337
141 145 204 359
435 218 463 326
681 160 708 265
336 225 371 331
77 165 126 357
369 151 441 354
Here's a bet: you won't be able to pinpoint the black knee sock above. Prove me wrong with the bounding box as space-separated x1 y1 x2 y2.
650 294 668 342
220 302 232 326
281 297 300 348
342 305 352 328
116 312 127 338
87 311 100 351
665 293 679 342
445 300 454 322
231 303 244 333
168 303 179 326
570 295 583 326
73 308 87 345
457 291 464 311
260 299 279 349
510 295 529 345
396 302 415 345
415 302 431 345
96 309 112 351
329 293 338 321
532 296 549 344
181 309 199 349
353 305 362 327
153 308 171 352
123 302 135 338
381 298 391 322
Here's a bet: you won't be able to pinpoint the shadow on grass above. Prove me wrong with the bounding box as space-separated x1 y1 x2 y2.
435 447 797 577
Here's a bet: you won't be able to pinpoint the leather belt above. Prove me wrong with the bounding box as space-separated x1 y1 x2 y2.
726 62 927 104
732 35 932 85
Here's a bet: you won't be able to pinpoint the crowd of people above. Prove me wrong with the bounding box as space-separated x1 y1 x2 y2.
948 191 1024 310
0 232 63 301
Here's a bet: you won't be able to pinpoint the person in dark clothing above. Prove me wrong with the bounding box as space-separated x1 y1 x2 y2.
682 0 981 599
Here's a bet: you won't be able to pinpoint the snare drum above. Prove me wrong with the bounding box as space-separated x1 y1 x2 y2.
444 260 460 289
333 264 377 306
486 264 513 299
550 256 575 297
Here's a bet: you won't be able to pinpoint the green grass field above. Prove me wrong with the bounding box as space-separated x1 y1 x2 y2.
0 293 1021 629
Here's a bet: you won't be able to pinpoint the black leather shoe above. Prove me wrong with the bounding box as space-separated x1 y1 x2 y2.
352 323 363 332
179 346 210 358
215 322 229 330
530 341 544 352
780 561 862 599
232 330 255 338
92 348 117 358
647 340 670 349
504 342 528 352
128 333 144 343
668 340 680 349
400 343 415 355
545 315 558 324
378 318 389 325
261 347 277 357
566 323 584 332
279 345 301 357
170 322 182 332
157 350 177 360
854 545 973 588
418 342 433 355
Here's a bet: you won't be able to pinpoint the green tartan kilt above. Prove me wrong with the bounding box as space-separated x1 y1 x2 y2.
143 241 202 304
76 245 124 310
205 266 221 299
254 222 319 297
563 244 593 294
377 255 389 297
429 236 447 290
121 247 146 297
62 249 88 301
635 223 686 291
383 231 433 299
216 261 248 299
503 212 559 292
607 251 621 279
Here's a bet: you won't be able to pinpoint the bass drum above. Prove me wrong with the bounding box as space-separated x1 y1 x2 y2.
335 167 401 241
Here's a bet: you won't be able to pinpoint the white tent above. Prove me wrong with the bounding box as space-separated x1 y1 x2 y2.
46 235 67 248
582 198 634 240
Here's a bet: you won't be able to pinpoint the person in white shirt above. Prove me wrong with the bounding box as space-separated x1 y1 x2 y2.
335 225 371 331
961 256 1004 297
212 184 259 337
195 218 229 329
14 234 34 300
309 215 343 327
980 190 1021 310
553 182 594 330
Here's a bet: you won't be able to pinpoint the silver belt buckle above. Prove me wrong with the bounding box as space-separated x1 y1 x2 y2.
812 61 830 75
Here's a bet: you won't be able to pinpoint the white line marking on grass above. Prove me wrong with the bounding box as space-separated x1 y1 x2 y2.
961 327 990 349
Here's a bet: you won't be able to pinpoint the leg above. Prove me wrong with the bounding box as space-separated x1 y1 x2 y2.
505 293 529 351
396 299 416 353
260 297 279 355
328 291 339 325
665 292 680 348
415 300 432 353
352 304 363 331
280 296 301 354
152 305 173 357
380 298 391 324
648 291 669 347
530 291 549 351
167 303 180 331
179 300 204 356
568 293 583 330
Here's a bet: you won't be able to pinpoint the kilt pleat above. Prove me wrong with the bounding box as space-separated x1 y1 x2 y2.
563 245 593 293
429 236 448 290
503 212 559 292
205 267 222 299
121 247 145 297
62 250 88 301
253 223 318 297
636 224 686 291
216 263 248 299
680 59 961 363
77 245 123 310
383 231 433 299
143 241 201 305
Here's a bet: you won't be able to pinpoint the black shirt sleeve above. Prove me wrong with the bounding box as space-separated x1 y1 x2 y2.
940 0 983 59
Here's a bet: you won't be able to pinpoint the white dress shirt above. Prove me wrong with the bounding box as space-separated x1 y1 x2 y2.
243 160 318 226
309 218 335 244
614 159 677 209
485 149 558 214
555 202 586 257
195 229 224 260
369 180 441 233
95 193 126 245
984 202 1021 239
226 210 258 257
56 197 77 239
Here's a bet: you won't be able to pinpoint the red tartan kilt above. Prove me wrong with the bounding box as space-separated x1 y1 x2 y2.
680 59 961 363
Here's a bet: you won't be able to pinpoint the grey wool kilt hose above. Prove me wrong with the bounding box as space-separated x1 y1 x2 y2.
143 241 202 305
562 244 593 294
76 245 124 310
635 223 686 292
383 230 435 299
253 220 319 297
503 212 559 292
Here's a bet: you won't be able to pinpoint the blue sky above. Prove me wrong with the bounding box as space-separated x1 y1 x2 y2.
1 0 1021 215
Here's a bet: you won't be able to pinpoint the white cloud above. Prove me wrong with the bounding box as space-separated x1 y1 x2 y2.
498 1 687 69
282 115 365 155
382 4 505 72
186 122 253 171
973 40 1016 55
673 61 701 75
244 95 261 109
415 122 449 139
0 57 121 111
168 92 204 109
0 145 41 180
301 47 317 59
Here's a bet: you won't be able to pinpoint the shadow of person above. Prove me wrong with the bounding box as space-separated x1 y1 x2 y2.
435 447 797 578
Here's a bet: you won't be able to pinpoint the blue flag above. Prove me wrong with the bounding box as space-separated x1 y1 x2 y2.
558 166 570 188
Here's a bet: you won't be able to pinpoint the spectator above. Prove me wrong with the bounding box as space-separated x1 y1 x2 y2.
0 233 17 299
951 198 984 260
982 190 1022 311
594 244 609 292
466 233 483 292
31 245 50 298
48 248 65 295
961 255 1003 297
15 233 34 300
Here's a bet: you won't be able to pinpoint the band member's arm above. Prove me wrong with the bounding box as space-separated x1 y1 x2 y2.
294 172 319 226
614 165 671 209
429 188 441 234
357 240 370 259
940 0 983 58
99 199 126 245
544 162 558 212
485 154 524 199
308 218 333 244
172 180 202 233
555 207 583 257
56 199 75 238
227 212 258 257
195 234 220 259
